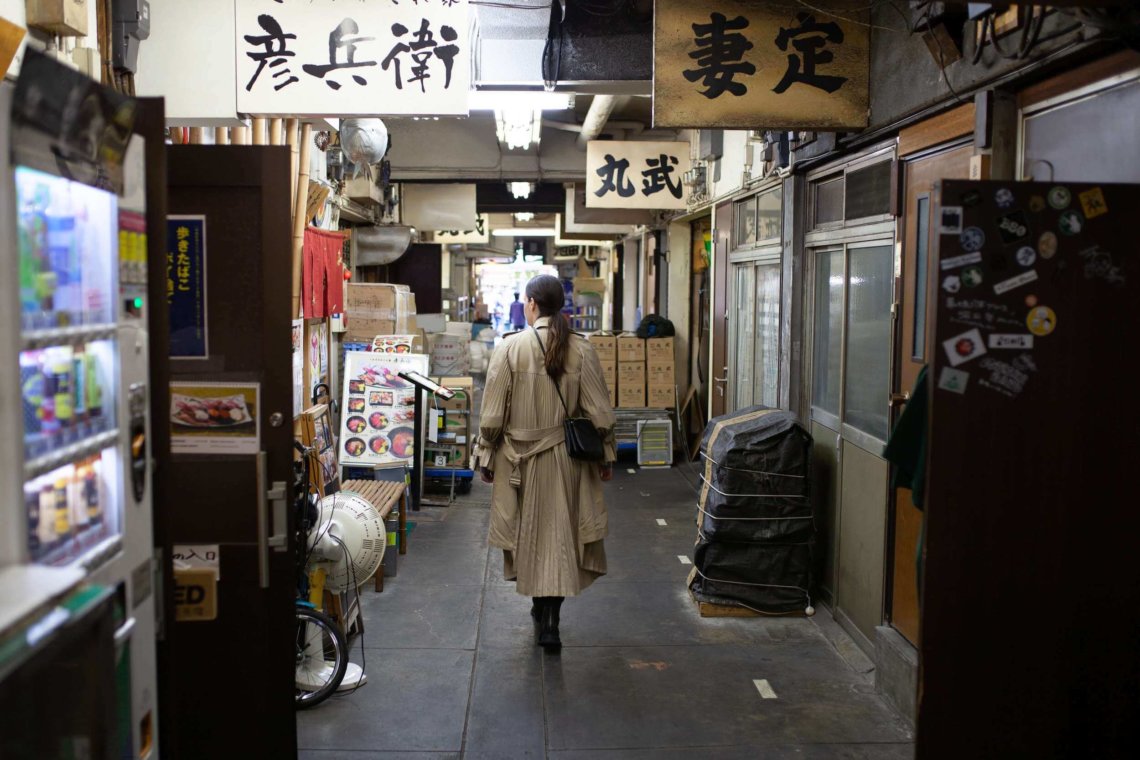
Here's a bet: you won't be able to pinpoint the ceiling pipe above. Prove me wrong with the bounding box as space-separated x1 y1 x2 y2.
575 94 630 150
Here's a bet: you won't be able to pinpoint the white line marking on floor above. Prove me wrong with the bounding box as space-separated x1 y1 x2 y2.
627 469 637 474
753 679 778 699
677 555 691 565
656 518 668 526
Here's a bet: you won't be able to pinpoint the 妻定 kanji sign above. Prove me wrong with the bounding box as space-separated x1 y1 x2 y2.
586 141 691 209
653 0 868 130
236 0 470 117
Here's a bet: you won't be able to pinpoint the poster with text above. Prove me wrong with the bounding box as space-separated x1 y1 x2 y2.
167 215 208 357
171 382 260 455
292 320 304 417
235 0 470 116
339 351 429 467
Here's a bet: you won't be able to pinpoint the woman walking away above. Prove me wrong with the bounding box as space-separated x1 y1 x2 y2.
473 274 616 651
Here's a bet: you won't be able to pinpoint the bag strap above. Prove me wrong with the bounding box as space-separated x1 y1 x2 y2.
532 328 570 418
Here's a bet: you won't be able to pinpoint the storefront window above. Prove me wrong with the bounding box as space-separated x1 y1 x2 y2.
756 187 782 242
811 250 844 416
754 264 781 407
843 244 894 441
734 198 757 247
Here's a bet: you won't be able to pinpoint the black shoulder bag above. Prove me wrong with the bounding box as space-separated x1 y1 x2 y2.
533 329 605 461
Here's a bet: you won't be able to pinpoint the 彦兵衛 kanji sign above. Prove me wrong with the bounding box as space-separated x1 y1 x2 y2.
586 141 692 210
236 0 470 117
653 0 868 130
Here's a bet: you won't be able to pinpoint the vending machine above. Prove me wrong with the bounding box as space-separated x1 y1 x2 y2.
0 51 157 759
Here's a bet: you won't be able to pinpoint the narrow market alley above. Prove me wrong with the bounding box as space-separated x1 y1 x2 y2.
297 466 914 759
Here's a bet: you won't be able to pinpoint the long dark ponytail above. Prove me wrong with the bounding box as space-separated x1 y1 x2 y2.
525 274 571 380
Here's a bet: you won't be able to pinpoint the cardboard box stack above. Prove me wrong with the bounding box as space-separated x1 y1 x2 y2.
617 334 646 408
646 337 675 409
426 377 473 469
587 333 618 408
344 283 417 342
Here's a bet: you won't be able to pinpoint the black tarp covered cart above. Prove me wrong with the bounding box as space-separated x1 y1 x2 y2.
688 406 815 615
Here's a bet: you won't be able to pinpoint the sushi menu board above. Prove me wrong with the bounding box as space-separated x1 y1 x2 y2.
339 351 429 467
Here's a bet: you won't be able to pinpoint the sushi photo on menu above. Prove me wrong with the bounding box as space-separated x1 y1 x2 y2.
170 382 260 455
339 351 429 466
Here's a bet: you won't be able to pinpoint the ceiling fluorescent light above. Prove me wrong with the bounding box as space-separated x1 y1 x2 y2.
496 109 541 150
508 181 535 199
471 91 573 111
491 228 556 237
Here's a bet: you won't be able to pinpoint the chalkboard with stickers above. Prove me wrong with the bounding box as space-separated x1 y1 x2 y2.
920 179 1139 758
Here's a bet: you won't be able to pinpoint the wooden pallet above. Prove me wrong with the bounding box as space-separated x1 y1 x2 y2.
689 590 809 618
691 591 764 618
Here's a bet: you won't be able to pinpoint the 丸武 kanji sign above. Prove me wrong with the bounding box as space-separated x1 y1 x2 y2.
653 0 868 130
586 141 691 209
236 0 470 117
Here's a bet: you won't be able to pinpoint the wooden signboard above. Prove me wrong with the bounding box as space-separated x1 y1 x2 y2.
586 140 691 209
653 0 869 130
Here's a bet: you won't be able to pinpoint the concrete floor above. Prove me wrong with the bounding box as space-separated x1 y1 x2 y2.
297 465 915 759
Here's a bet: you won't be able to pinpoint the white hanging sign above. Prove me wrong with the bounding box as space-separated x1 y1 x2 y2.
431 214 490 244
585 141 691 209
235 0 470 117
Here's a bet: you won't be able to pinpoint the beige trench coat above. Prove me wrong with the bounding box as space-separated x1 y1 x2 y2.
473 317 616 597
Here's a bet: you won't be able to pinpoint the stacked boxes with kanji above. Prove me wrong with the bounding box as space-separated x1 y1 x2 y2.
646 337 675 409
587 333 618 408
426 377 473 469
344 283 417 343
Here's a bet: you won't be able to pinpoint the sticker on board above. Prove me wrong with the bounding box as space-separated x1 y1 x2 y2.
996 211 1031 246
959 227 986 253
942 328 987 367
942 275 961 294
939 206 964 234
937 367 970 394
1026 306 1057 337
1015 246 1036 267
942 251 982 271
1079 187 1108 219
995 188 1015 209
988 334 1034 350
1059 210 1085 236
993 269 1038 295
961 266 984 288
1038 231 1058 259
1048 186 1071 210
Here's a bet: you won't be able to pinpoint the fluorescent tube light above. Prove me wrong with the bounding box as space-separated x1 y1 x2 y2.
471 91 573 111
491 228 557 237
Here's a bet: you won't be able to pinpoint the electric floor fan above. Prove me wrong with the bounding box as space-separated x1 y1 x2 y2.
300 491 386 693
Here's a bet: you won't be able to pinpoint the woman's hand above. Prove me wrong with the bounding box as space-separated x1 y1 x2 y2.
480 467 494 484
599 464 613 482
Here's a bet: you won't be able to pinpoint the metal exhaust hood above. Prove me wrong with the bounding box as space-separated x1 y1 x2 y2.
354 225 417 266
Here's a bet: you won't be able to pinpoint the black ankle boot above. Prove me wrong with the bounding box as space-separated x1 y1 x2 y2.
530 599 543 642
538 598 562 651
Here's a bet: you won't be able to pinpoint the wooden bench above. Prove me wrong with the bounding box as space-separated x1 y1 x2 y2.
341 479 408 592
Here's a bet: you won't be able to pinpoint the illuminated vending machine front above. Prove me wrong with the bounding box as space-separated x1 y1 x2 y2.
0 52 157 760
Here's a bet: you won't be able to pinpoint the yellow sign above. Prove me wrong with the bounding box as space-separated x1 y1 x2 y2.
1078 187 1108 220
653 0 869 130
174 568 218 622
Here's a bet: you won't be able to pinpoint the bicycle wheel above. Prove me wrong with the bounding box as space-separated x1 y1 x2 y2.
295 606 349 709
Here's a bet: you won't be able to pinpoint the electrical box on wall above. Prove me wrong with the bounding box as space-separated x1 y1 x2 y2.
112 0 150 74
25 0 89 36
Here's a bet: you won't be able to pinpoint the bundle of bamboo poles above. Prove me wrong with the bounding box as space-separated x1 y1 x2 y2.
170 116 315 318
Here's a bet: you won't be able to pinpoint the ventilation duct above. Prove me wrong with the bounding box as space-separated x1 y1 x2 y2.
354 225 416 266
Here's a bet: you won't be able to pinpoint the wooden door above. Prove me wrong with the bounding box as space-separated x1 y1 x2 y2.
710 201 731 418
890 143 973 646
162 146 296 758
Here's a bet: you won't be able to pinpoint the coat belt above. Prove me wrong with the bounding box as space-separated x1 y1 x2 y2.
504 425 564 488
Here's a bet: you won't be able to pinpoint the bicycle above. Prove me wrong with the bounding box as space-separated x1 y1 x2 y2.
292 441 349 709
